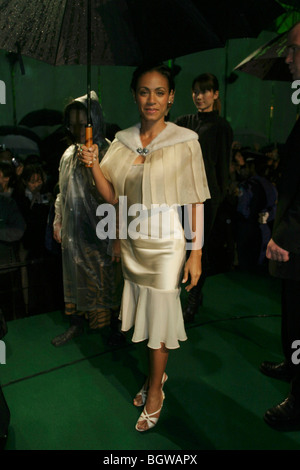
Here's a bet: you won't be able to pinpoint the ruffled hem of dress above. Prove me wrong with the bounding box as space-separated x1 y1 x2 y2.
119 279 187 350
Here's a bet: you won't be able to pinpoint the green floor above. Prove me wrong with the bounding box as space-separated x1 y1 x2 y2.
1 270 300 450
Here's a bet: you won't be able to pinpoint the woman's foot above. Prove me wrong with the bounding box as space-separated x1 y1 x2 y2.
135 390 165 432
133 379 149 407
133 373 168 407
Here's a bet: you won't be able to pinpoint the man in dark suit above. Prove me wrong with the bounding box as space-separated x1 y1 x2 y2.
260 22 300 431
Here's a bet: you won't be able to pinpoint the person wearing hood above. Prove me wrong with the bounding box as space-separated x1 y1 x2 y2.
51 92 119 347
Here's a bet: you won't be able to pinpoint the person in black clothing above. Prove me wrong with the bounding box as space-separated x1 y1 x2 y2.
12 164 52 314
13 164 51 260
235 151 277 270
260 22 300 431
0 194 26 320
175 73 233 322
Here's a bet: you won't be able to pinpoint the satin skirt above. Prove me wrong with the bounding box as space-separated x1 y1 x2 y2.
119 205 187 349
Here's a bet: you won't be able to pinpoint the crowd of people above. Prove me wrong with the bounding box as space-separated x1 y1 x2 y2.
0 21 300 434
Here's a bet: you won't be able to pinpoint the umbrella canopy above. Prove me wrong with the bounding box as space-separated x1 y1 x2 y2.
0 0 285 66
18 109 63 139
0 126 41 159
234 2 300 81
234 31 292 81
19 109 63 128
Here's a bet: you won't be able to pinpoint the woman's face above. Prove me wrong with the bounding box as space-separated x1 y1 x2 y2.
134 71 174 124
68 109 87 144
234 151 245 167
192 84 219 113
26 173 43 194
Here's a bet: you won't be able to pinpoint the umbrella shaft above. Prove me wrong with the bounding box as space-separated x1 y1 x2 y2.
87 0 91 125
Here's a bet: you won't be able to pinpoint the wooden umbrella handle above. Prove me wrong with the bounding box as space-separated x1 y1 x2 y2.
85 124 93 167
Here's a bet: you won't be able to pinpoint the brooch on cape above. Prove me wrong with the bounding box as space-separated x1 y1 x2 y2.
136 147 149 156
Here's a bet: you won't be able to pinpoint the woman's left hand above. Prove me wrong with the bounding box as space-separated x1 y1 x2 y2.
182 251 202 292
77 143 99 167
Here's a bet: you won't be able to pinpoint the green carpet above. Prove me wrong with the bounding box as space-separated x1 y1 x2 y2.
1 270 300 450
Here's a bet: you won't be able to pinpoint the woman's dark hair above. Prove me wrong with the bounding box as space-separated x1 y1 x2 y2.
0 147 13 160
192 73 221 114
192 73 219 93
130 63 175 93
0 161 15 179
21 164 45 184
12 163 46 198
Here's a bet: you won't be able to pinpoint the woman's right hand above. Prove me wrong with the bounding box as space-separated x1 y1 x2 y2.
53 223 62 243
77 143 117 205
77 143 99 167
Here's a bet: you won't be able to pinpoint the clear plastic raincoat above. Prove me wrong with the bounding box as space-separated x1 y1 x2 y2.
54 92 117 327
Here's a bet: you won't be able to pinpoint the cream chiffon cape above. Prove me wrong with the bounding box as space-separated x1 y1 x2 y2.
100 121 210 207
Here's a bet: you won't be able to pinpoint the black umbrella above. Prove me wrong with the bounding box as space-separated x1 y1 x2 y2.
0 0 285 142
0 125 41 158
19 109 63 128
0 0 285 66
234 31 292 81
18 109 64 141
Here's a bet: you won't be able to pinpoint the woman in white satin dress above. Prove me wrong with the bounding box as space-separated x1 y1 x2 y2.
79 64 210 432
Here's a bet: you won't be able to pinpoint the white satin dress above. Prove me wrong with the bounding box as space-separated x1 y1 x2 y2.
120 164 187 349
99 122 210 350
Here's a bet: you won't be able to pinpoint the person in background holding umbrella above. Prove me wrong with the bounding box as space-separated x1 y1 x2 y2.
79 63 210 431
0 146 24 178
51 92 120 347
260 21 300 431
175 73 233 323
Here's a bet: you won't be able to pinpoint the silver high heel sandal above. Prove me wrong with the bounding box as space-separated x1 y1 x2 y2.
133 382 148 407
133 373 168 407
135 391 165 432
